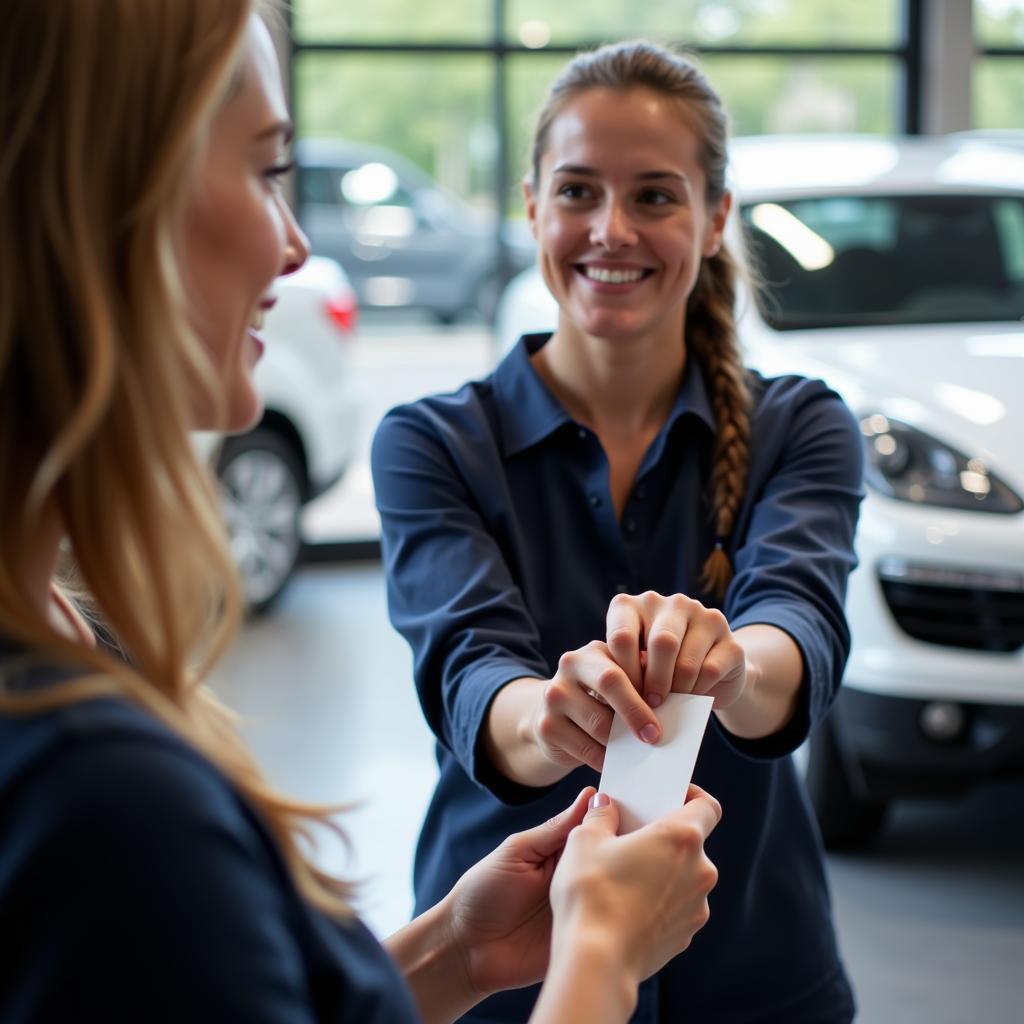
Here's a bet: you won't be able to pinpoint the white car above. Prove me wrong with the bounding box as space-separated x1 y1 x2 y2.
195 254 361 613
495 134 1024 847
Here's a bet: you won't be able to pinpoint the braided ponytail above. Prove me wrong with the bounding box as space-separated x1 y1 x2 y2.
687 246 752 599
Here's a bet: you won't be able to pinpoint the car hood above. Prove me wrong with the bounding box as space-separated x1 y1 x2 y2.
742 320 1024 490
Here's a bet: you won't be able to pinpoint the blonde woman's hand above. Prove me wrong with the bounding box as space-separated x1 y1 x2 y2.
441 787 594 999
606 590 748 712
547 786 721 988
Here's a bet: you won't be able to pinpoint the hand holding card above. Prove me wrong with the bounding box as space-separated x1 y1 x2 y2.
598 693 714 834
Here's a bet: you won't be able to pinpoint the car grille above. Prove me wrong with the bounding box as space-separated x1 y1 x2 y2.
879 563 1024 653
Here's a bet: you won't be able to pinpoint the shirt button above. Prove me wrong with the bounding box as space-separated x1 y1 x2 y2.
615 582 630 594
588 493 601 508
577 428 587 440
624 519 637 535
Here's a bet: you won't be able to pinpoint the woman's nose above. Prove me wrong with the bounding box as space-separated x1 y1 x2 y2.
589 198 637 250
280 199 311 276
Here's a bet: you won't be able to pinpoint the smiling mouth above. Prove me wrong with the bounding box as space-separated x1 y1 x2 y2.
577 265 653 284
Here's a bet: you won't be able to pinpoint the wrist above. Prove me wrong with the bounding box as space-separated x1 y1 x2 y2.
540 920 639 1021
385 898 479 1024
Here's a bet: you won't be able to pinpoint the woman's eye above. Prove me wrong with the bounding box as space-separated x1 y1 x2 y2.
557 183 591 200
639 189 673 205
265 160 296 190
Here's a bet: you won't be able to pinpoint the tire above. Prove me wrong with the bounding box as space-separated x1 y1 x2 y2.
805 717 888 850
217 427 305 616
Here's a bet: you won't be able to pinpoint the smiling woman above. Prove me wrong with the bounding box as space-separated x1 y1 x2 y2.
184 18 310 432
373 39 864 1024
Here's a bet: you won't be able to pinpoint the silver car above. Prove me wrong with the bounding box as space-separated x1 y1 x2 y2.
297 138 533 323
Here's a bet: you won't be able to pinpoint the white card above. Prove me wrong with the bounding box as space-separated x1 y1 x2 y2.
599 693 714 834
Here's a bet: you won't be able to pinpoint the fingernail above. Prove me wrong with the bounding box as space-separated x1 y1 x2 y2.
647 693 663 709
640 723 660 744
589 792 610 810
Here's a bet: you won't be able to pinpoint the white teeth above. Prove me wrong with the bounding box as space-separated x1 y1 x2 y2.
584 266 645 284
249 309 266 331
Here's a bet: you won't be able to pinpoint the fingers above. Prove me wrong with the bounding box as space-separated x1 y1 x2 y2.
511 787 595 860
535 702 608 772
606 592 738 710
554 643 661 746
580 790 620 835
668 787 723 842
606 595 643 692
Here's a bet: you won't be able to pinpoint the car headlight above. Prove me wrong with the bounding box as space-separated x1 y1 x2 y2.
859 414 1023 514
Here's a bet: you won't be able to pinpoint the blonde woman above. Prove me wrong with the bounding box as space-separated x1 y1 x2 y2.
373 40 863 1023
0 5 722 1022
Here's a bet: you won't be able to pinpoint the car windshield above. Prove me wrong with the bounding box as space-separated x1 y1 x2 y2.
741 193 1024 330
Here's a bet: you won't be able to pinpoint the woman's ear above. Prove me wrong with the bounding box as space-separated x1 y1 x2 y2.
703 189 732 258
523 177 539 240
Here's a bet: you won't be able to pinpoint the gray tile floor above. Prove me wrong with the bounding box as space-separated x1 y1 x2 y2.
215 562 1024 1024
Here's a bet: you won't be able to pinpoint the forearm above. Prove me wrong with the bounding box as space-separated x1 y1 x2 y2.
530 927 637 1024
483 676 571 788
384 898 478 1024
715 624 803 739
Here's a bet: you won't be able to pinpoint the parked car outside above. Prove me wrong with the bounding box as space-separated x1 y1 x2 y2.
495 134 1024 847
296 138 534 324
194 254 361 614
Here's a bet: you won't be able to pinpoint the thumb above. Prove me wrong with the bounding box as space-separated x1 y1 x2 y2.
581 791 621 835
508 787 594 861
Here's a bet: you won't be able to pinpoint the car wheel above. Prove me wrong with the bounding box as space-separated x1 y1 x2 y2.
805 717 888 850
217 428 304 616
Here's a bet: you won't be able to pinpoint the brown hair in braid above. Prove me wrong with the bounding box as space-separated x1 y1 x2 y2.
530 40 752 598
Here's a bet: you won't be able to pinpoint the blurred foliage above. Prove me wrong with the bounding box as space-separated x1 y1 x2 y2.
974 60 1024 128
975 1 1024 128
976 0 1024 46
505 0 899 46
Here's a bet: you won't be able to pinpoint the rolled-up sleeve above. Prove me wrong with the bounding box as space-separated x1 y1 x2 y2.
371 401 551 794
723 379 864 759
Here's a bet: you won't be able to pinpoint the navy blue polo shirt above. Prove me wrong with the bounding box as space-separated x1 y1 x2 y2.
0 647 420 1024
372 333 863 1023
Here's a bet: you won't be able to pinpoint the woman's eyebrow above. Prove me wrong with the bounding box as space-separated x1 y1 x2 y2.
636 170 688 183
255 119 294 144
552 163 688 184
552 163 598 176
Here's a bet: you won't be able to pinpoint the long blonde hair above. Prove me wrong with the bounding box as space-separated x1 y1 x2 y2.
531 41 752 599
0 0 352 916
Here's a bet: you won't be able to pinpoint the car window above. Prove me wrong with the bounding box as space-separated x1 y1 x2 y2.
302 161 420 239
741 193 1024 329
300 166 336 206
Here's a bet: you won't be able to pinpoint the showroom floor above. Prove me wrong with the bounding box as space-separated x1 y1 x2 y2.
215 561 1024 1024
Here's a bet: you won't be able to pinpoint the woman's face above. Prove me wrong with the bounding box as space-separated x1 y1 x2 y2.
525 87 730 345
183 16 309 433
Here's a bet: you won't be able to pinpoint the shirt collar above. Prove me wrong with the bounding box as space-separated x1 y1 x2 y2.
493 333 717 458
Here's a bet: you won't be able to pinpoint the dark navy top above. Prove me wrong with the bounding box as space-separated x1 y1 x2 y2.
372 333 864 1024
0 647 421 1024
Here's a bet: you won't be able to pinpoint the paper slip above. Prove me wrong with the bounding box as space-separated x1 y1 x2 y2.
599 693 714 834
